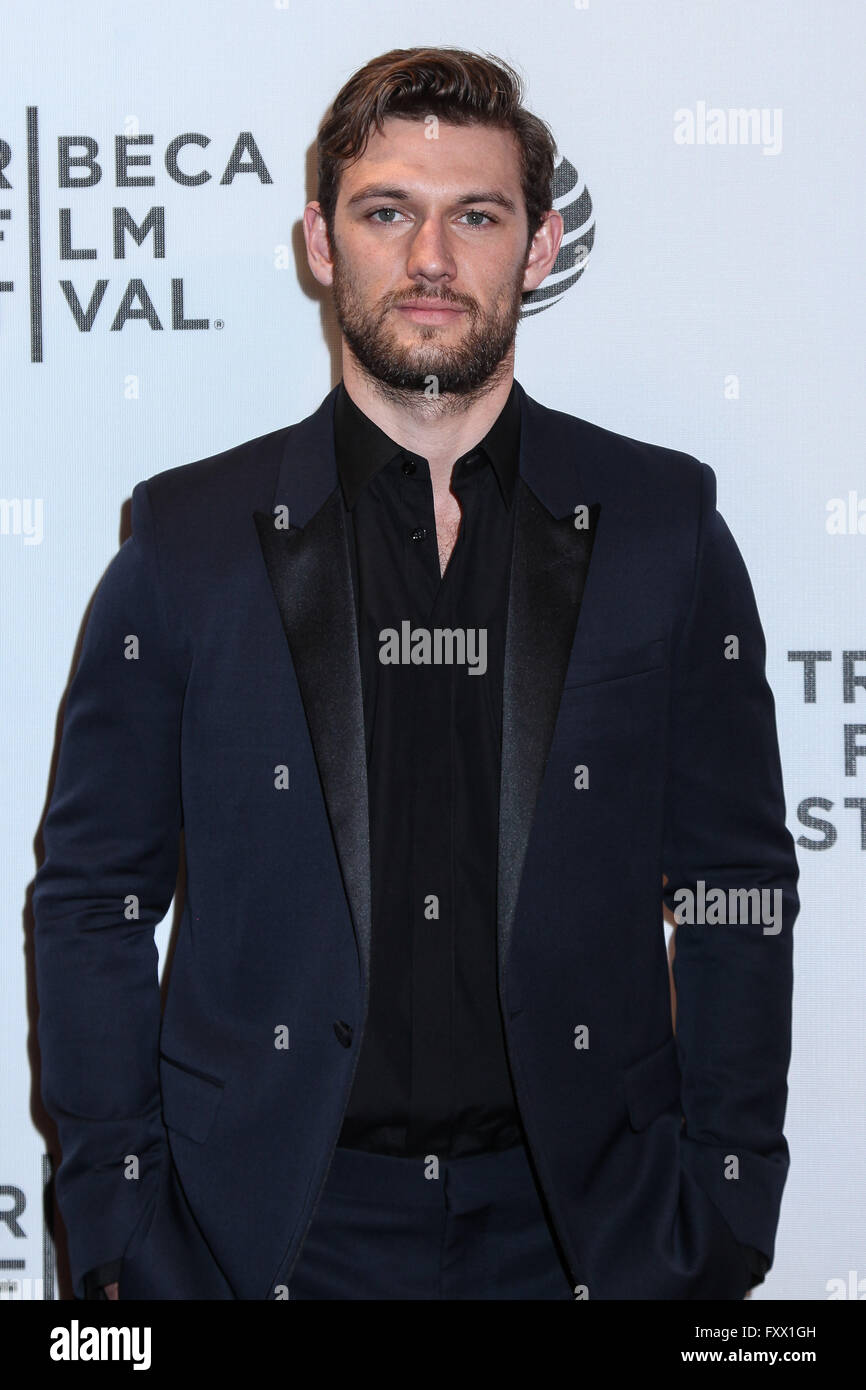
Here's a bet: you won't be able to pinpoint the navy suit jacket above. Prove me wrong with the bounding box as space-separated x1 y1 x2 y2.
33 379 798 1299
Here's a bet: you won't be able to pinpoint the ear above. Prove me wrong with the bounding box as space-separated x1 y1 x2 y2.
522 209 564 293
303 202 335 288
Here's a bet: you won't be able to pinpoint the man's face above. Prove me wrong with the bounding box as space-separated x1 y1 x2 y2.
322 117 543 396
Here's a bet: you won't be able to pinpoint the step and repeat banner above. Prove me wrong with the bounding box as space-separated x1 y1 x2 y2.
1 0 863 1301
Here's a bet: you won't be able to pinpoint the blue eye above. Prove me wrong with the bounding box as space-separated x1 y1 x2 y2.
368 208 406 224
366 207 497 227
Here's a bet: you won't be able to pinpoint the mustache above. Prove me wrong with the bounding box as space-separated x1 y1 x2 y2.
389 290 476 311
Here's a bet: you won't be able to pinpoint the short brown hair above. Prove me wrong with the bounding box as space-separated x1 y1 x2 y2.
316 47 558 251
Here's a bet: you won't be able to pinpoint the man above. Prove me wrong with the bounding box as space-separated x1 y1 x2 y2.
33 47 798 1301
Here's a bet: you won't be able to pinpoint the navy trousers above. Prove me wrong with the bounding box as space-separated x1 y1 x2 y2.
287 1142 576 1300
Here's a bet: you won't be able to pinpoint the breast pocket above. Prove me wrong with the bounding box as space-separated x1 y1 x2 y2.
562 637 667 691
553 638 668 814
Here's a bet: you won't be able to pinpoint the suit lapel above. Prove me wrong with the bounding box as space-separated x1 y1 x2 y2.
499 384 601 983
253 380 600 996
498 479 600 989
253 386 372 983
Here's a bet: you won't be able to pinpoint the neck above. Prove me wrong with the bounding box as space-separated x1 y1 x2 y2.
340 347 515 497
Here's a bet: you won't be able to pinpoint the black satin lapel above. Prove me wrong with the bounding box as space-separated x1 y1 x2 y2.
253 493 370 981
498 479 601 986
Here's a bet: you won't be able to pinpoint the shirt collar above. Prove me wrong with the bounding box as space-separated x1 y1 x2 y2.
334 378 521 512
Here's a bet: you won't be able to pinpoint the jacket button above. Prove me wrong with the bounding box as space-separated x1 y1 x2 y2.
333 1020 353 1048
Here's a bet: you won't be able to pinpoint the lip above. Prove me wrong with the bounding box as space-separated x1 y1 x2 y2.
394 302 467 323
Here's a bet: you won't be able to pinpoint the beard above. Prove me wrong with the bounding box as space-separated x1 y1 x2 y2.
329 242 525 401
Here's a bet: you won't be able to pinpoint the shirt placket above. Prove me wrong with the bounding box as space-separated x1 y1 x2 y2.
404 456 460 1156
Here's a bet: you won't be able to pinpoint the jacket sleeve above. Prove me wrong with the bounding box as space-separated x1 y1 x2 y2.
33 479 187 1299
81 1258 123 1300
662 459 799 1269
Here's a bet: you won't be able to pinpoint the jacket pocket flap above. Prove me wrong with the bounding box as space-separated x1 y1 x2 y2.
622 1035 682 1130
562 637 666 691
159 1052 225 1144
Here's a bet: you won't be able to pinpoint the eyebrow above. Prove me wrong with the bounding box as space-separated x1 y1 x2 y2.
344 184 518 215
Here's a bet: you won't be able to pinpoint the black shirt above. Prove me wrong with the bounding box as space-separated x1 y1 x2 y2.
334 377 524 1159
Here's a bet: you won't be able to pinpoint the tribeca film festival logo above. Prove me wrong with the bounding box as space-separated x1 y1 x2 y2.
0 109 273 363
1 1156 58 1301
0 109 594 355
790 651 866 852
673 101 782 155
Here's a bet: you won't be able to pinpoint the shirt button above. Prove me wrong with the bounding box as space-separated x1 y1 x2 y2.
401 458 417 476
411 526 427 542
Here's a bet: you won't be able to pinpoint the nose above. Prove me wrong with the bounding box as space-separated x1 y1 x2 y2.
405 216 458 286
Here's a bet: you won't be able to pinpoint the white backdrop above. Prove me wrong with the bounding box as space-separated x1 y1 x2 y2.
1 0 863 1301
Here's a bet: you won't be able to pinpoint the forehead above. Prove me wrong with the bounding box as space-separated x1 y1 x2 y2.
340 116 523 192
